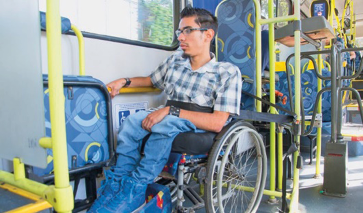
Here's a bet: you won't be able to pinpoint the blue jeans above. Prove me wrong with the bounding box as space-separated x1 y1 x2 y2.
113 110 199 184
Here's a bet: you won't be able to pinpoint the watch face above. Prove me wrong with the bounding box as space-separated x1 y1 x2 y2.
125 78 131 86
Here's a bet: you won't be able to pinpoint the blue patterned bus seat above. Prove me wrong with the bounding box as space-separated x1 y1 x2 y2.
216 0 256 111
40 11 71 34
32 75 111 176
264 63 332 123
301 67 332 122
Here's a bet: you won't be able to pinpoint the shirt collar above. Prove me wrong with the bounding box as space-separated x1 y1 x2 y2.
175 51 217 73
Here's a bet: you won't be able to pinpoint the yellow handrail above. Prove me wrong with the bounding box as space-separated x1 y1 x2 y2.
71 25 85 76
108 87 161 94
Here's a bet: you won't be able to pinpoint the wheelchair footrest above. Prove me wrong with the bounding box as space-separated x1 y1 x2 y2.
139 183 172 213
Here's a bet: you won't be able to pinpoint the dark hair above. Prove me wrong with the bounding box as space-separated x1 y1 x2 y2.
180 6 218 38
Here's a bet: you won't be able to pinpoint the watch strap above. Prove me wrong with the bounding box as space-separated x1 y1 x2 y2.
169 105 180 117
124 78 131 87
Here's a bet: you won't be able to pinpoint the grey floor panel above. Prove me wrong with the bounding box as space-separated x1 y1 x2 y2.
176 152 363 213
0 187 33 212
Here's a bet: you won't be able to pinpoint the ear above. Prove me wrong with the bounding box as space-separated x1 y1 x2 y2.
204 29 215 42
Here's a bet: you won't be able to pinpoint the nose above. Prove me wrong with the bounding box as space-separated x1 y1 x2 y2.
177 33 185 42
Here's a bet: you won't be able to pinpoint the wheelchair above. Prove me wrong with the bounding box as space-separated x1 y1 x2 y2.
154 101 268 213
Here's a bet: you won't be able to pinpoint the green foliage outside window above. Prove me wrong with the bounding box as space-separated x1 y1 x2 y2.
139 0 174 46
260 0 290 28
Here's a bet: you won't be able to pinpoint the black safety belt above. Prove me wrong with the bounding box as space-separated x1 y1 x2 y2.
235 91 297 124
242 90 301 212
280 143 298 213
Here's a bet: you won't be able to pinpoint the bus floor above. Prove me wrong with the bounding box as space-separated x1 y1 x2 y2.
5 151 362 213
180 151 363 213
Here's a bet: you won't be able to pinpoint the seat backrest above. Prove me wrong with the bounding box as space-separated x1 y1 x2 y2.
215 0 256 111
32 75 113 177
301 62 332 122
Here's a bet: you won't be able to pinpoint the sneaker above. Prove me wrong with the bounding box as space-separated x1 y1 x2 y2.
102 176 147 213
87 170 122 213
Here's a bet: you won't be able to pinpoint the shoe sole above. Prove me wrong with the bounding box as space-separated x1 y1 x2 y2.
132 202 146 213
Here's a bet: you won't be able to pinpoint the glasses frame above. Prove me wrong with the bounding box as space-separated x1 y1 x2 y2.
175 27 208 37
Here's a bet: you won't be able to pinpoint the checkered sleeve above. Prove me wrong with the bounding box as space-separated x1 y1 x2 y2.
149 54 175 90
214 64 242 115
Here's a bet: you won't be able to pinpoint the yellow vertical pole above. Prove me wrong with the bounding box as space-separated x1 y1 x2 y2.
13 158 26 181
255 1 262 113
277 130 283 190
268 0 277 201
290 0 301 211
315 53 323 178
46 0 73 212
329 0 334 28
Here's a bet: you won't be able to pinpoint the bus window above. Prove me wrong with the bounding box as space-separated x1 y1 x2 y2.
39 0 175 47
357 38 363 47
277 0 291 28
260 0 291 28
260 0 271 20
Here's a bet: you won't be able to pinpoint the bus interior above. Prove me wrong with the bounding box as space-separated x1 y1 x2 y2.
1 0 363 212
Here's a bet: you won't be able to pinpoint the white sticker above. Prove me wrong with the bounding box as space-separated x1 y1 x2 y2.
114 101 149 131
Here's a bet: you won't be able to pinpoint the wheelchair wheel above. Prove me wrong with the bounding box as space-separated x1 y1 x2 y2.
205 121 267 213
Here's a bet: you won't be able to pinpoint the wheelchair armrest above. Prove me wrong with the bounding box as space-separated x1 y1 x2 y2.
215 120 254 142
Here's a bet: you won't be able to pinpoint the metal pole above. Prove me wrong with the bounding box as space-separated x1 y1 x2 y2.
268 0 277 202
330 41 338 143
315 52 323 178
337 49 344 143
290 0 301 211
46 0 73 212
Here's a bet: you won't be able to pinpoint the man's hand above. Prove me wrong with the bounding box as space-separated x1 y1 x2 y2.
142 107 170 132
106 77 153 98
107 79 126 98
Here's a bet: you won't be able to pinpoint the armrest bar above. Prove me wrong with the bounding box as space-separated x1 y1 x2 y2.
113 87 162 94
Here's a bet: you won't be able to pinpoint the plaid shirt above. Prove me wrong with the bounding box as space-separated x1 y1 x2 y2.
150 51 242 115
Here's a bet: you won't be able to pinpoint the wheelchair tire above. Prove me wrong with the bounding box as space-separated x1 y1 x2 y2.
204 121 267 213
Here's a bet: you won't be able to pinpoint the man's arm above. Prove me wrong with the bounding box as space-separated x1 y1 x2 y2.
141 107 229 133
179 110 229 133
107 76 153 98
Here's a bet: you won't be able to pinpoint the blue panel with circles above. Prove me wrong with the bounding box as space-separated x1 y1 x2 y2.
32 75 110 176
301 68 332 122
216 0 256 111
265 67 332 123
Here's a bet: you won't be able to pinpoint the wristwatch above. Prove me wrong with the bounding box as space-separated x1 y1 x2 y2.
124 78 131 87
169 105 180 117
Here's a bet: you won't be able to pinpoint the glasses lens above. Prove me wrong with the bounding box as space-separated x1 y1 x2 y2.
184 28 192 35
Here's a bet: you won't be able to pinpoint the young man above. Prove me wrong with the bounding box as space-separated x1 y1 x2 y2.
88 7 242 213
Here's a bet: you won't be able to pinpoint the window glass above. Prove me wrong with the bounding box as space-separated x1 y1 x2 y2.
277 0 290 28
260 0 272 20
39 0 174 46
260 0 291 28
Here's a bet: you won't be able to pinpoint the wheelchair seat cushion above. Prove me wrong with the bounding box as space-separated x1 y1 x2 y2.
171 131 217 155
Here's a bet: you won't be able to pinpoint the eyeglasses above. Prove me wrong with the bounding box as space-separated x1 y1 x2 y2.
175 28 208 37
